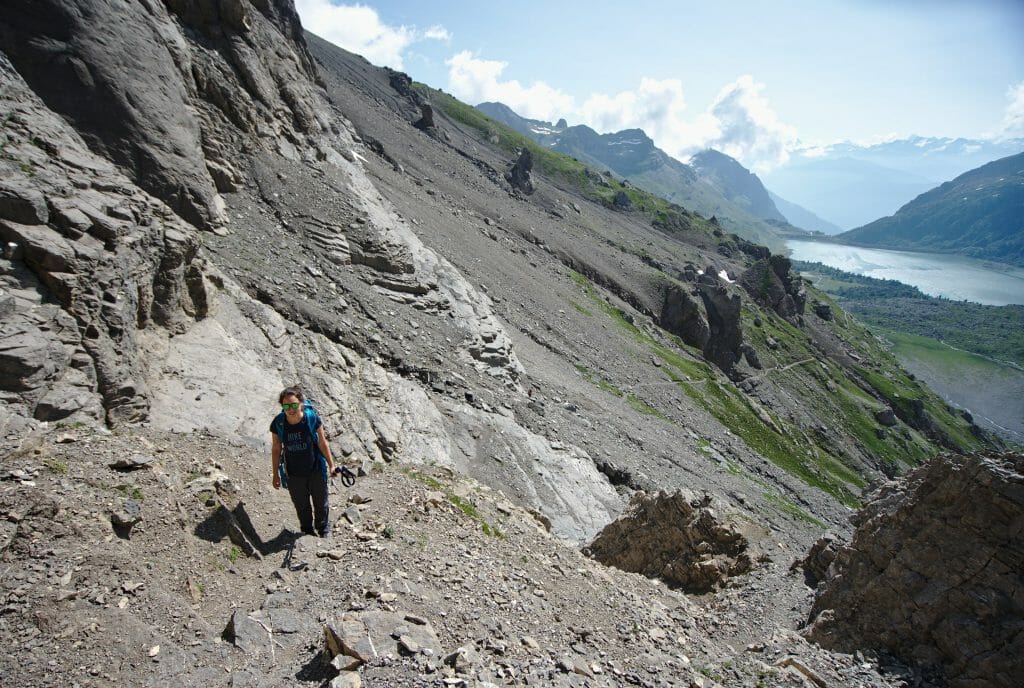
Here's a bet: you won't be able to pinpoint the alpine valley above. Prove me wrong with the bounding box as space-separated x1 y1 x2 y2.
0 3 1020 688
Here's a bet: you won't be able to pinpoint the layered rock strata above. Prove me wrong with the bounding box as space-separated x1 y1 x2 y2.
0 54 208 428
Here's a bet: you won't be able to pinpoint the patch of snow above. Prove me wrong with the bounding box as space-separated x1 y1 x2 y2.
718 269 735 283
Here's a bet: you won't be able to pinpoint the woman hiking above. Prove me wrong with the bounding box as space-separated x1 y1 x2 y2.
270 386 336 537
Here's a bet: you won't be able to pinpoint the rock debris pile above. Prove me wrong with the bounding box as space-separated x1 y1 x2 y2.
588 490 761 593
805 451 1024 687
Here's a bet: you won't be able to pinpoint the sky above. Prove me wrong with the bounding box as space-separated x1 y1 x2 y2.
294 0 1024 172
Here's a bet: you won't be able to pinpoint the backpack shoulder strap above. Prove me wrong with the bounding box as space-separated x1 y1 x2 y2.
304 407 319 437
304 408 329 478
272 412 286 442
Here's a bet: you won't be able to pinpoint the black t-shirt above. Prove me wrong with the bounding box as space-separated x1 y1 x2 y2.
271 413 322 477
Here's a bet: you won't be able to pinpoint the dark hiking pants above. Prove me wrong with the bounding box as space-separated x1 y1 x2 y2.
286 471 329 535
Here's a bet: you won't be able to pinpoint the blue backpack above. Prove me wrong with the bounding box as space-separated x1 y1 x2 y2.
272 400 355 487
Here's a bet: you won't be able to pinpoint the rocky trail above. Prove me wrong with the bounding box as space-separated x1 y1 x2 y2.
0 425 919 688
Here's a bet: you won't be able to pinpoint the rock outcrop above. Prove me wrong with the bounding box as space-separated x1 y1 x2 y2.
740 255 806 321
697 273 744 375
505 148 535 195
805 452 1024 687
0 0 325 231
0 53 208 428
659 284 710 350
588 490 756 592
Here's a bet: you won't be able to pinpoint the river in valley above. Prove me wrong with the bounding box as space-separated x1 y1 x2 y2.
785 240 1024 306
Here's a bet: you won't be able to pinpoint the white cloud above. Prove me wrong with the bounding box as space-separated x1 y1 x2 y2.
424 24 451 41
578 78 720 159
994 81 1024 139
701 76 799 171
443 49 798 172
445 51 575 121
294 1 449 69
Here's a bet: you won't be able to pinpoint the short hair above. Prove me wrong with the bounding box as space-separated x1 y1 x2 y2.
278 385 305 404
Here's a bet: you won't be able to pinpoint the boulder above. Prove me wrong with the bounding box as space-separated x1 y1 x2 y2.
225 610 272 656
812 302 833 321
505 148 535 195
806 452 1024 687
329 673 361 688
110 498 143 534
413 102 436 133
792 535 838 589
612 190 633 210
324 611 441 665
741 343 762 370
588 490 754 592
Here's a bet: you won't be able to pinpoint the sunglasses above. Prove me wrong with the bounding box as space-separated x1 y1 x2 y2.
281 402 301 411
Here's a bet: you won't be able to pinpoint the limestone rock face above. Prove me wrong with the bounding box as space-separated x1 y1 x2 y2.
0 0 326 231
805 452 1024 687
588 490 754 592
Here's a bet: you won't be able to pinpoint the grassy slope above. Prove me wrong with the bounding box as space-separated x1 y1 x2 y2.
794 260 1024 367
878 329 1024 442
569 271 984 508
796 261 1023 442
421 84 991 504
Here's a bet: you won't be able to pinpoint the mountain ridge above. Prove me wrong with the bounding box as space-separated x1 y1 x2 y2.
762 135 1024 230
770 191 843 235
689 148 786 223
475 101 803 247
836 151 1024 266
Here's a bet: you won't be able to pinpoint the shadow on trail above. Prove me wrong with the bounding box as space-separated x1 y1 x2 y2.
194 499 297 558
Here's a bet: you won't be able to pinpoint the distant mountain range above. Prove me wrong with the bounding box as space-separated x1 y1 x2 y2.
768 191 842 235
476 102 807 246
473 102 1024 260
836 151 1024 266
762 136 1024 231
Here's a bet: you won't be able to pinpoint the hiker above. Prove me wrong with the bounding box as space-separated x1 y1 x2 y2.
270 386 336 537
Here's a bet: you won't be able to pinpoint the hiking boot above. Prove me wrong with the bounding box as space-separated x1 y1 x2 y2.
300 526 315 537
318 527 331 539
